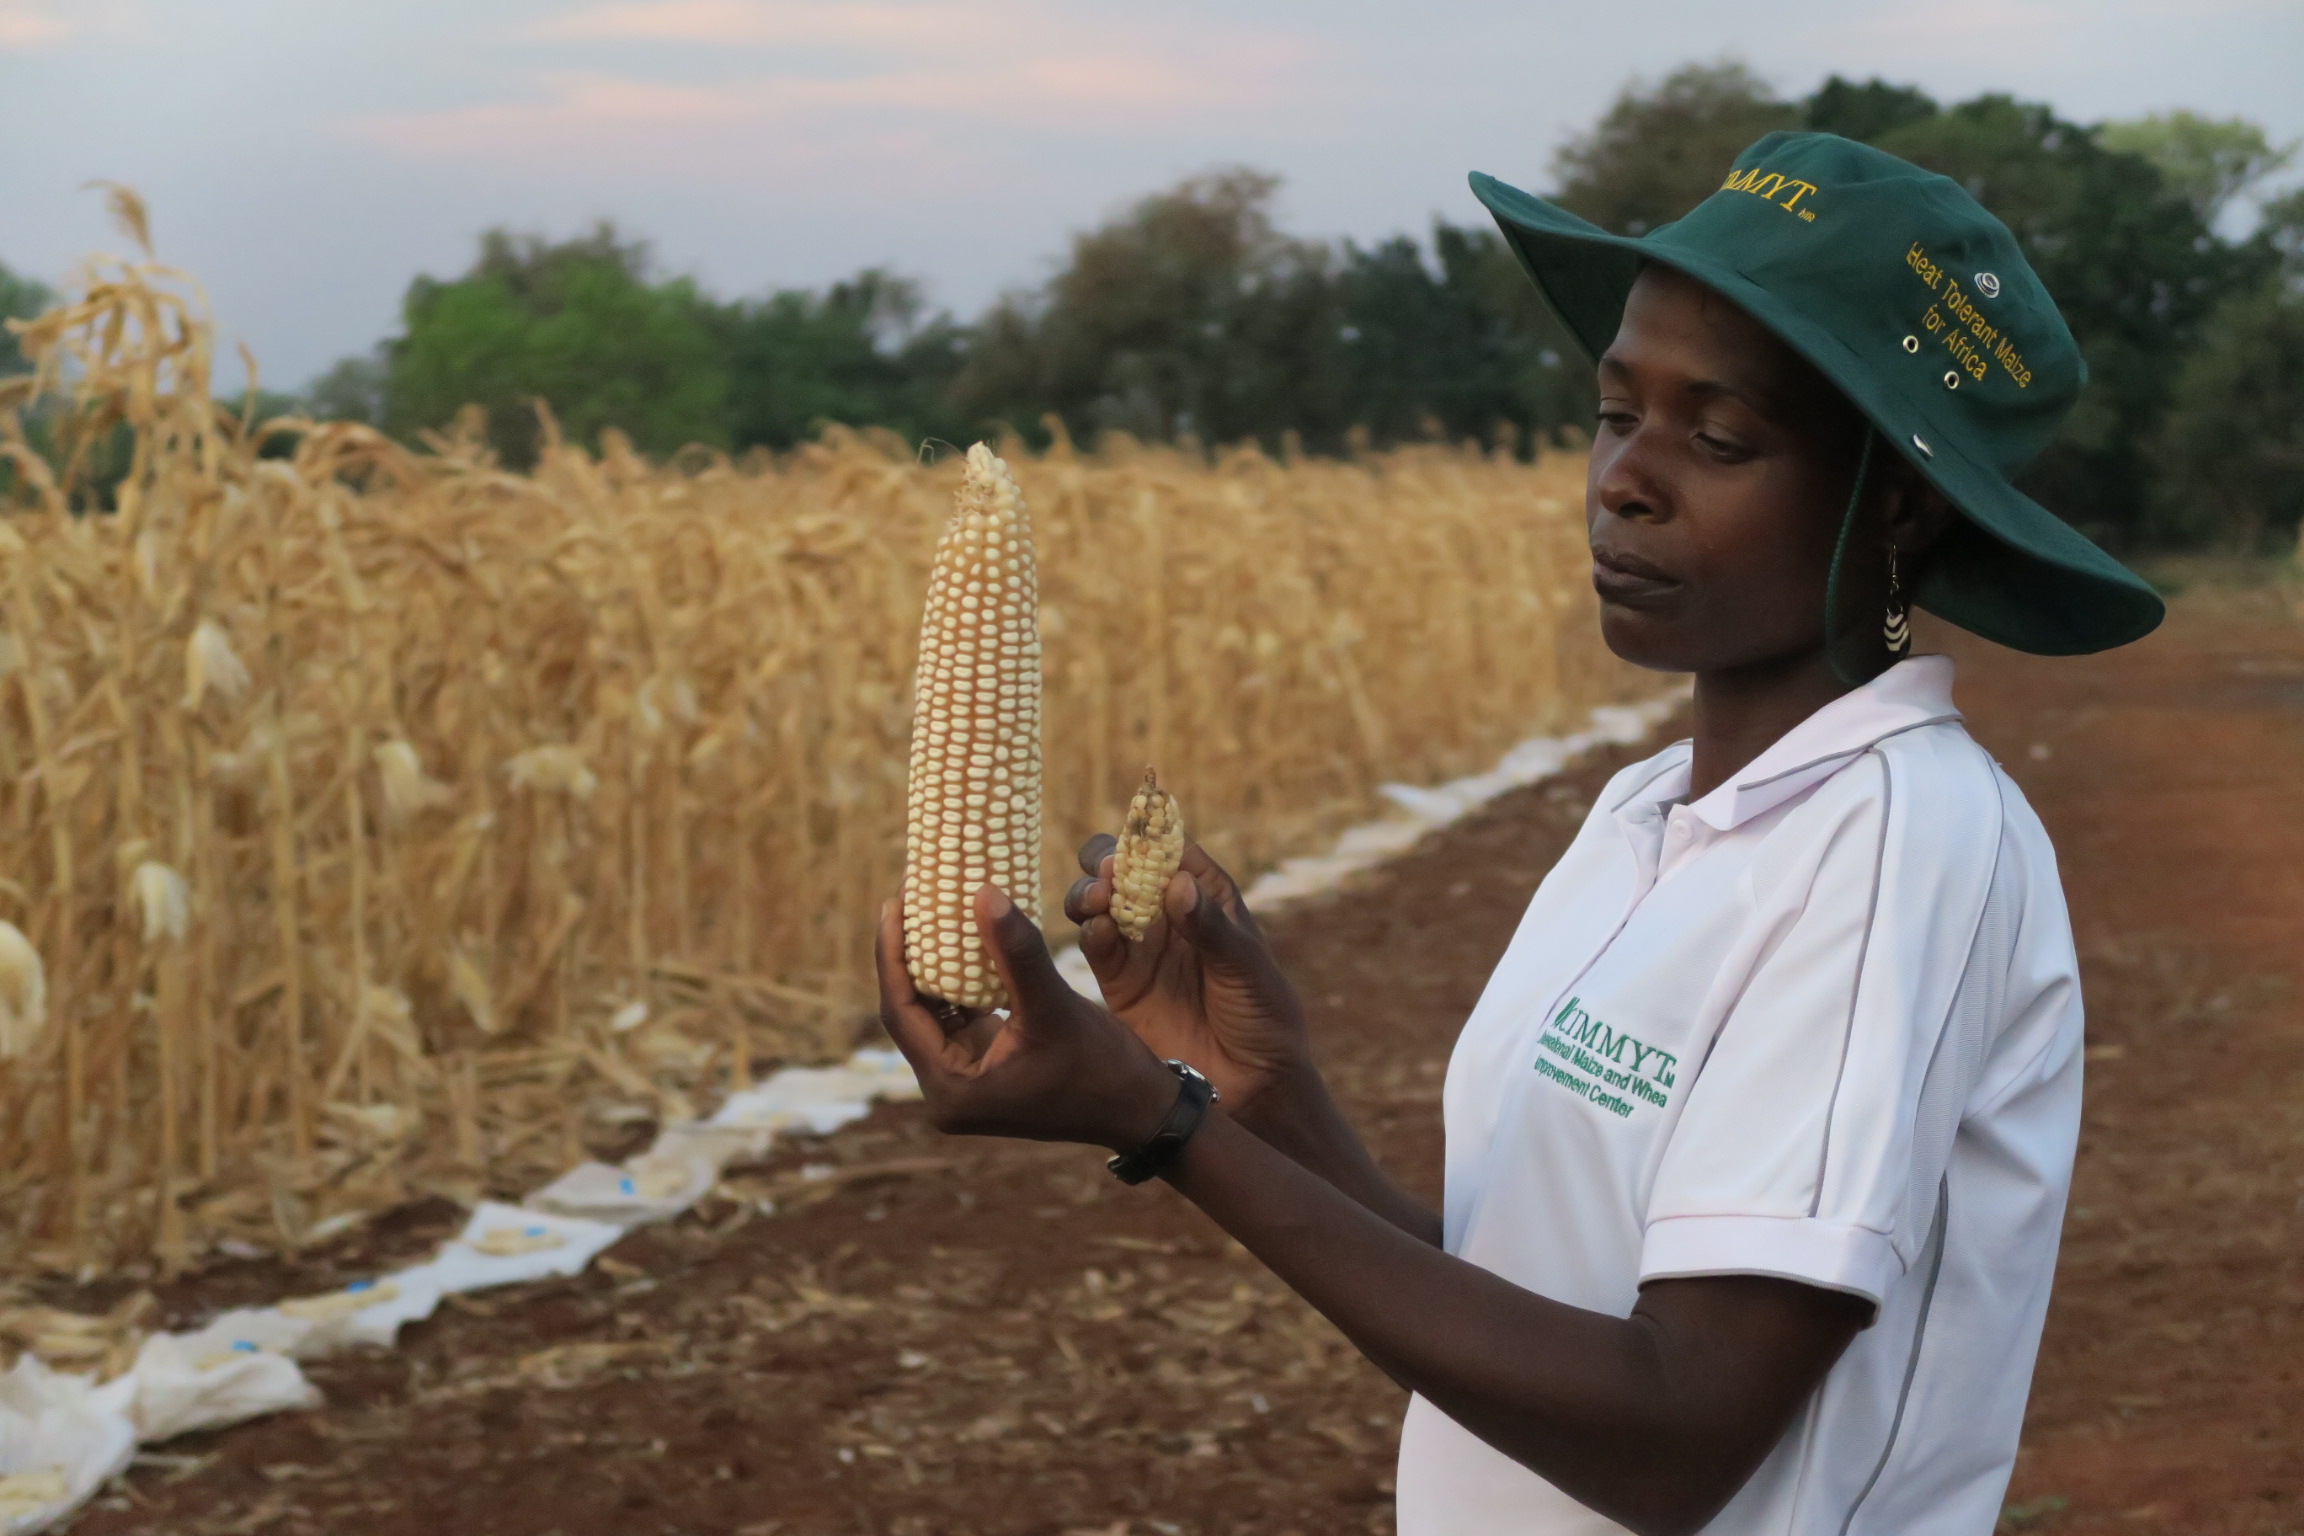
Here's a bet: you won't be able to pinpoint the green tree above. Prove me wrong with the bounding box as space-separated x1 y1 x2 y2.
2150 281 2304 549
1551 61 1802 235
2099 111 2296 226
2267 185 2304 272
1875 96 2267 545
383 224 727 467
304 348 388 426
2153 188 2304 548
1334 223 1591 451
950 169 1352 449
1 264 57 502
718 270 964 451
1803 76 1938 143
1 262 53 376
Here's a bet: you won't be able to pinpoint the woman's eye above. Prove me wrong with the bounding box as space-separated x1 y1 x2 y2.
1695 431 1752 461
1596 408 1637 433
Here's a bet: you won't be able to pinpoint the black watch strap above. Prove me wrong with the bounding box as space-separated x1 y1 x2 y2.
1107 1061 1218 1185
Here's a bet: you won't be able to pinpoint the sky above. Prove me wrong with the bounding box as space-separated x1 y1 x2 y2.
3 0 2300 389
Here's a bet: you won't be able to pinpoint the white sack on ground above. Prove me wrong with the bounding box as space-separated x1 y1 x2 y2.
281 1271 443 1357
839 1048 923 1099
119 1330 320 1443
710 1054 919 1137
654 1120 778 1168
427 1204 625 1293
711 1092 868 1137
537 1055 922 1223
1054 943 1099 999
528 1153 718 1226
166 1306 312 1360
1244 696 1683 910
0 1357 136 1535
538 1118 785 1223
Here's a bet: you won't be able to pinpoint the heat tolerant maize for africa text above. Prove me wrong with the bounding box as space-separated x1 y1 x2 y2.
902 444 1044 1009
1110 767 1185 942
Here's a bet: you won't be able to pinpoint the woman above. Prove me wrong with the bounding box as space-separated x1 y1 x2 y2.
875 132 2162 1536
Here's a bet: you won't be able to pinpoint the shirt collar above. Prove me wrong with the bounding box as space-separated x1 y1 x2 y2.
1688 654 1961 831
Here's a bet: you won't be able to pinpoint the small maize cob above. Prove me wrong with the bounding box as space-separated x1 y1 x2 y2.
903 443 1044 1008
1110 767 1185 942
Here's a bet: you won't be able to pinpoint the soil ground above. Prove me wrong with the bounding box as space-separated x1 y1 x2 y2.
53 590 2304 1536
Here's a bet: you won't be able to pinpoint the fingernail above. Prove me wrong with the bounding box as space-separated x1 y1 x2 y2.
984 887 1014 919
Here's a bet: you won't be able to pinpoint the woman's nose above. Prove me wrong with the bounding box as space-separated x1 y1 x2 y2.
1592 427 1669 524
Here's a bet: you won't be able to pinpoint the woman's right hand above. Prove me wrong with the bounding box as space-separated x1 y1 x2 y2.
1063 836 1312 1121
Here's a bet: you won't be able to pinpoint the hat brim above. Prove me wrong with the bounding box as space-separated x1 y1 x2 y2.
1468 172 2163 657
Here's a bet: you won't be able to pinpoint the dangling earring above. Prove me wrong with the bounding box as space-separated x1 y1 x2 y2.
1883 546 1910 657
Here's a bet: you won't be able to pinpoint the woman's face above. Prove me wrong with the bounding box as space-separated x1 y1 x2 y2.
1585 265 1871 676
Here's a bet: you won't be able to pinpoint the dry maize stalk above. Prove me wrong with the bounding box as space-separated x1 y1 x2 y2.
1110 767 1186 941
0 921 47 1060
902 444 1044 1008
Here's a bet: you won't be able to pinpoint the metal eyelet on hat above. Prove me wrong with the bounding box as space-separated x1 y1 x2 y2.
1943 370 1960 389
1975 272 2001 298
1902 335 1919 353
1910 434 1934 458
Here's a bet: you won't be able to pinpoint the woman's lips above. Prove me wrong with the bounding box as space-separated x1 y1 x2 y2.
1591 546 1682 606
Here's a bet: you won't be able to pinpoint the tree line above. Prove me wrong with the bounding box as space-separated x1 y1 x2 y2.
6 64 2301 551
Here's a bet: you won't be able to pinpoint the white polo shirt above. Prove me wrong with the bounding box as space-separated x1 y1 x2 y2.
1396 655 2083 1536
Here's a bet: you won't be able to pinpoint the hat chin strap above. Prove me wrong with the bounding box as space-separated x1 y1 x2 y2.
1824 427 1884 689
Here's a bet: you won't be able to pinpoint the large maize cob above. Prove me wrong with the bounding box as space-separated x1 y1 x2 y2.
1110 767 1185 942
903 444 1043 1009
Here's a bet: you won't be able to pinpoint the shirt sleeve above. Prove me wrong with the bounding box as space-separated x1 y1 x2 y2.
1638 743 2007 1310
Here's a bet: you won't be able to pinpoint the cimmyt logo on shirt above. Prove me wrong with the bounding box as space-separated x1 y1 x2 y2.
1534 997 1678 1119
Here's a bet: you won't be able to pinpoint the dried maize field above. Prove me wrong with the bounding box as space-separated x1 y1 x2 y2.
0 226 1644 1279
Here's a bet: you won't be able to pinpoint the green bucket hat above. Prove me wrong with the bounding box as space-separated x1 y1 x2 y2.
1470 130 2163 656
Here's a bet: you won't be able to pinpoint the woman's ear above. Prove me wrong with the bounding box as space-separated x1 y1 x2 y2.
1882 462 1958 555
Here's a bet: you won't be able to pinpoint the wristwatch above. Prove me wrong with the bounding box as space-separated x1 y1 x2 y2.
1106 1060 1219 1185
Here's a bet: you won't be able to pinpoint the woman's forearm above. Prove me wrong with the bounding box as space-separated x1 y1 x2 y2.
1231 1067 1443 1246
1161 1111 1855 1536
1165 1110 1677 1523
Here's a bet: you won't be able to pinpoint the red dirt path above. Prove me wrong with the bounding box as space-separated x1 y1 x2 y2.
1954 593 2304 1536
56 591 2304 1536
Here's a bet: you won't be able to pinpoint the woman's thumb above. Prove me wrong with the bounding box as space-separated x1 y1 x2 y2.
976 886 1075 1023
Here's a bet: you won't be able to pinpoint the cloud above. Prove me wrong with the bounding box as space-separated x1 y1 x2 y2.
536 0 990 48
342 1 1316 178
0 0 66 48
348 55 1285 164
0 0 160 51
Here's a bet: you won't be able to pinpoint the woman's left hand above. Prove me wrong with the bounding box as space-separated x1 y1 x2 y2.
876 888 1180 1152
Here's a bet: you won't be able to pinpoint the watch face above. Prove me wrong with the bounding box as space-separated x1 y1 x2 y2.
1163 1060 1217 1102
